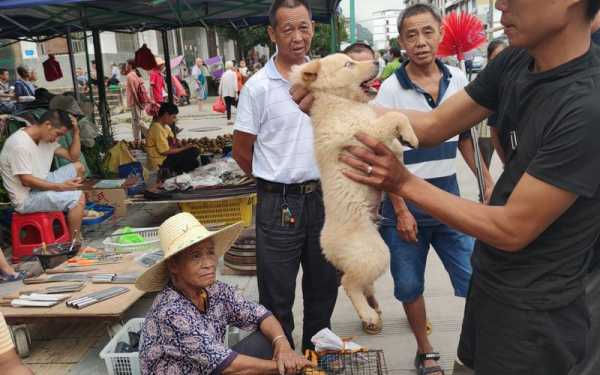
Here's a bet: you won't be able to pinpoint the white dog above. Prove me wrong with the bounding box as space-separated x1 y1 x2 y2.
291 53 418 333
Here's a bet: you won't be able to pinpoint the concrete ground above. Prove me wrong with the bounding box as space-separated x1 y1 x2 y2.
3 102 503 374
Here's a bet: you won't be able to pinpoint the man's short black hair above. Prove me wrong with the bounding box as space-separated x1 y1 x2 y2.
0 68 8 75
268 0 312 27
343 42 375 57
38 110 73 130
397 3 442 34
157 102 179 118
16 66 29 79
587 0 600 19
389 47 402 59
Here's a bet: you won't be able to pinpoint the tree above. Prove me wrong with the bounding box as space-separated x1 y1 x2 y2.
311 17 349 56
219 25 272 60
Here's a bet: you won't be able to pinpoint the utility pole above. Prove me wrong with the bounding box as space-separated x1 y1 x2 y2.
488 0 494 40
350 0 356 43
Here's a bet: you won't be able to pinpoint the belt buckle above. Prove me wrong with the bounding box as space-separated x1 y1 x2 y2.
303 184 314 194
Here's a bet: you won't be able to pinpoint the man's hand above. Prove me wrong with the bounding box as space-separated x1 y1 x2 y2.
59 177 83 191
396 210 418 243
290 84 314 114
69 114 80 134
273 341 312 375
339 132 415 196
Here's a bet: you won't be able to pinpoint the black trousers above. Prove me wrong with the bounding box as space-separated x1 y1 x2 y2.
161 147 199 175
458 282 589 375
256 182 338 351
570 265 600 375
231 331 273 360
224 96 235 120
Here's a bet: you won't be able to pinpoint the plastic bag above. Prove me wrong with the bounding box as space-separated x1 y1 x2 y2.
135 44 157 71
311 328 362 353
212 97 225 113
117 227 145 244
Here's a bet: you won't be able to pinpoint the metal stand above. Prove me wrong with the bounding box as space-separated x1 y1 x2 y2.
162 30 174 104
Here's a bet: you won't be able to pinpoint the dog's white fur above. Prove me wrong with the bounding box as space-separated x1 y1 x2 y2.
290 54 418 329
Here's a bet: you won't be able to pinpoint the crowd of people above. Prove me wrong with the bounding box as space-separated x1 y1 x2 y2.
1 0 600 374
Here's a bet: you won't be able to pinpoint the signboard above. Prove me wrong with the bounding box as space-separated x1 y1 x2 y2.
21 41 38 59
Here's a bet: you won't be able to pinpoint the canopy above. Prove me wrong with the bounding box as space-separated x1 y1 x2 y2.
0 0 341 42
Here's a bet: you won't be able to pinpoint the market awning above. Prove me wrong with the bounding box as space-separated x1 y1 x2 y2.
0 0 341 42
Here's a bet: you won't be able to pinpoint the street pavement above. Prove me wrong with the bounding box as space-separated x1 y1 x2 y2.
68 102 503 374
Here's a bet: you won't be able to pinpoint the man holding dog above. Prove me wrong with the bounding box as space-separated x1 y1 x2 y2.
312 0 600 374
371 5 494 375
233 0 338 351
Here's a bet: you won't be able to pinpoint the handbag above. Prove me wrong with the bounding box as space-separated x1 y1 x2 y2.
212 97 226 113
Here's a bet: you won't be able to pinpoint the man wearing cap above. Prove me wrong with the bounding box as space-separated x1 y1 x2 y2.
137 213 312 374
49 95 98 176
0 110 85 239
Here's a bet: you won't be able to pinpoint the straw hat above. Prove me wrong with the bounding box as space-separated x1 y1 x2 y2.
135 213 243 292
155 57 165 66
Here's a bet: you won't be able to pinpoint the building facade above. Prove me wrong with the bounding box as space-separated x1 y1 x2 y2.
363 9 403 51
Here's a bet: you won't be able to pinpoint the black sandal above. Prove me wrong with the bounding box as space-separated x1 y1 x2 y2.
414 352 445 375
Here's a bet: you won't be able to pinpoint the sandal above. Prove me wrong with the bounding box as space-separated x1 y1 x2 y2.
414 352 445 375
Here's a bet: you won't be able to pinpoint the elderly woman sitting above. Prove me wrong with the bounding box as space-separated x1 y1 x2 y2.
136 213 311 375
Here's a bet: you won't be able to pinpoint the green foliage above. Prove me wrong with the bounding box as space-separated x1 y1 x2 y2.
311 17 349 56
389 38 401 50
218 25 272 60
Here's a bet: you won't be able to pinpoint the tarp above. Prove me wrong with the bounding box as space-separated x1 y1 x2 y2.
0 0 341 42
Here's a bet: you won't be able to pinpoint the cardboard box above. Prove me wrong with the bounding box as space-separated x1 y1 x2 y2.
86 189 128 218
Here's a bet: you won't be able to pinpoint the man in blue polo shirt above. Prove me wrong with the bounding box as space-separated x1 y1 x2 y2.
373 5 494 375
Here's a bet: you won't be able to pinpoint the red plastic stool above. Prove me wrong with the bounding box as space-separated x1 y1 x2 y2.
11 212 71 262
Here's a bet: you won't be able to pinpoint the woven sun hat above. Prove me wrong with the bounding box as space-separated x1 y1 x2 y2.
135 213 243 292
155 57 165 66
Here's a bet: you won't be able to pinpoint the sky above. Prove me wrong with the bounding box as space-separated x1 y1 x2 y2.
339 0 404 22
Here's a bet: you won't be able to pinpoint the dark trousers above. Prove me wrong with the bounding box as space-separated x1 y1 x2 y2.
161 147 199 175
458 282 589 375
224 96 235 120
256 182 338 351
231 331 273 360
571 265 600 375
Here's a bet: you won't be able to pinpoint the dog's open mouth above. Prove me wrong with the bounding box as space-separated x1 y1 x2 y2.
360 72 379 96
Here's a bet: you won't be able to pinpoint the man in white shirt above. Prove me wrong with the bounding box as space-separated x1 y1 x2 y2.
0 110 86 239
233 0 338 351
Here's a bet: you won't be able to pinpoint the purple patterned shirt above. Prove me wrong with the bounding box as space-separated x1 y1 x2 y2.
140 281 271 375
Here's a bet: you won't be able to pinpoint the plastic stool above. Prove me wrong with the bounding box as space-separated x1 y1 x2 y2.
11 212 71 262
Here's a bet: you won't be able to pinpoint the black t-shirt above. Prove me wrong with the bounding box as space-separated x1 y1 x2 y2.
465 46 600 310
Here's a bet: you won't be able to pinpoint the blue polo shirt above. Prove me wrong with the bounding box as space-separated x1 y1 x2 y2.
374 60 469 226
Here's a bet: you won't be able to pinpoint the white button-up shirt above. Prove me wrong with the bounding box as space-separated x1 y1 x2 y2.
234 55 320 184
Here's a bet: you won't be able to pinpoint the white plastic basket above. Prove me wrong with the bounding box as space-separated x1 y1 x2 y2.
99 318 144 375
102 227 160 253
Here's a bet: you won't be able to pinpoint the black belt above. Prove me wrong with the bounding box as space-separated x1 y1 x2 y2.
256 178 321 195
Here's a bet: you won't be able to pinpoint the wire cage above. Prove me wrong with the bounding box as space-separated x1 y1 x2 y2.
304 350 388 375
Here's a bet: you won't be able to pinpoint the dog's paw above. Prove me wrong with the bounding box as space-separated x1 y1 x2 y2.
397 123 419 149
361 309 383 335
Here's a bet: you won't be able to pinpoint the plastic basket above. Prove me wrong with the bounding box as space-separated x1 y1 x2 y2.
82 203 114 226
99 318 144 375
179 194 256 227
102 227 160 253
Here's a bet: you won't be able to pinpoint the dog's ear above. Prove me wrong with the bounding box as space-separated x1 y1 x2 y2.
301 60 321 83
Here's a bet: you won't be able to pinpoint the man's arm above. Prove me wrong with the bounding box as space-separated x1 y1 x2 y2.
340 133 576 252
389 194 418 243
233 130 256 177
378 90 493 148
397 172 575 252
19 175 81 192
54 118 81 162
161 144 194 156
458 135 495 202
